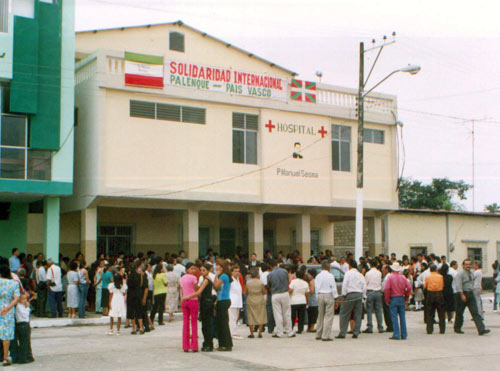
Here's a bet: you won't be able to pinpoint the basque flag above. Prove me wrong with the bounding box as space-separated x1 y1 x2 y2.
290 79 316 103
125 51 164 88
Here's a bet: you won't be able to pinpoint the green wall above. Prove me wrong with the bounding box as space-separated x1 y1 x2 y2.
10 16 38 114
0 202 28 257
10 0 62 151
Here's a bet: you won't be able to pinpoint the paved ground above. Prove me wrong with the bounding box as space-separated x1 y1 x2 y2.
14 295 500 370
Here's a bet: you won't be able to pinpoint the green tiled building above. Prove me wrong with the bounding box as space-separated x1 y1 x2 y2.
0 0 74 261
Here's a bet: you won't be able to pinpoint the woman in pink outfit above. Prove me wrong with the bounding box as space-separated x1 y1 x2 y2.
180 262 199 352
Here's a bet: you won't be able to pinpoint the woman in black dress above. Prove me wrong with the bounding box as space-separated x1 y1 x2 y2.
126 264 146 334
439 264 455 323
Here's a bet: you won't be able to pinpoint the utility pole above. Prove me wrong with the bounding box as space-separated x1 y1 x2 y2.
472 120 475 212
354 42 364 260
353 35 420 261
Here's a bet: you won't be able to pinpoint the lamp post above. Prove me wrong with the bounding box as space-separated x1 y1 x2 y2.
354 41 420 261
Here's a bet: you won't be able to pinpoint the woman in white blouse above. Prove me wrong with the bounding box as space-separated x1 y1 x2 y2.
289 270 310 334
229 265 243 340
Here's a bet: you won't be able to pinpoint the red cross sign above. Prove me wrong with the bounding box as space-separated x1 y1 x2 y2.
265 120 276 133
318 126 328 138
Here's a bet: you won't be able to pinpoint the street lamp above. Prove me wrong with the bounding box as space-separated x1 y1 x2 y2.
354 41 420 261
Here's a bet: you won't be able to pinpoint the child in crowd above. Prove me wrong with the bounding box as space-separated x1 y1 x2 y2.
12 292 34 364
108 274 127 335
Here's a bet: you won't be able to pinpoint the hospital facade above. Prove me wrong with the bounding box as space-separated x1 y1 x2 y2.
42 21 396 264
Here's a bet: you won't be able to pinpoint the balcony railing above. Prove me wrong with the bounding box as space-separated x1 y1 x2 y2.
102 56 396 114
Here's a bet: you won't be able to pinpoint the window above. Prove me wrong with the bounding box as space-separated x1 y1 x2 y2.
364 128 385 144
468 247 483 267
130 100 206 124
169 31 185 52
331 124 351 171
410 246 427 258
97 225 133 256
232 112 258 164
0 114 52 180
0 0 8 33
13 0 35 18
311 230 320 257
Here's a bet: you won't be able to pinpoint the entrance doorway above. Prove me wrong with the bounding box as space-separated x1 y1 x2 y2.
199 227 210 258
264 229 276 257
97 225 133 256
220 228 236 258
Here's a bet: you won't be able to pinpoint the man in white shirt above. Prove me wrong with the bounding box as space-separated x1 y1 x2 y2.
340 258 349 273
35 261 48 317
46 259 63 318
363 264 384 333
173 258 186 277
336 259 366 339
330 259 341 270
473 261 484 320
314 260 338 341
449 261 458 293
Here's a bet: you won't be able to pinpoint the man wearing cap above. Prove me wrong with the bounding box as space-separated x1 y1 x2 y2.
384 262 411 340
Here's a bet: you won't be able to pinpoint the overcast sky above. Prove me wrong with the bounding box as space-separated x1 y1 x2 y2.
75 0 500 211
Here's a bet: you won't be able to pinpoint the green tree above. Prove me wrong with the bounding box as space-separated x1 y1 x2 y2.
485 203 500 213
398 177 472 210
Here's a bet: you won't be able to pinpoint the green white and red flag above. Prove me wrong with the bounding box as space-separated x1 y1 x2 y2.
290 79 316 103
125 52 164 88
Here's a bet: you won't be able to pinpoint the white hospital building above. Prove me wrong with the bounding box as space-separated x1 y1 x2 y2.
44 21 400 263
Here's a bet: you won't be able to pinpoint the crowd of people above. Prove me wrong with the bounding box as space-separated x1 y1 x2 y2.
0 246 496 362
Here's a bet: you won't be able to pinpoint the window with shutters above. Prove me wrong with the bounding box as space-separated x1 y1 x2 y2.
169 31 185 52
232 112 258 164
331 124 351 171
130 100 156 119
364 128 384 144
130 100 205 124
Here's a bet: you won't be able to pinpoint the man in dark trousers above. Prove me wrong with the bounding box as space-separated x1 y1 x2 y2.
381 265 393 332
424 264 445 334
454 259 490 335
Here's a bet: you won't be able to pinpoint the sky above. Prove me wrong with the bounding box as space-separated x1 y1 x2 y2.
75 0 500 211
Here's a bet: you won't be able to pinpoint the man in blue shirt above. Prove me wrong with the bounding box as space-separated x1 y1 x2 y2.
268 260 295 338
9 248 21 273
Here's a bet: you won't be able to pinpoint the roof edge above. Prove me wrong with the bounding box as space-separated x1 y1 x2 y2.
395 208 500 217
76 20 297 76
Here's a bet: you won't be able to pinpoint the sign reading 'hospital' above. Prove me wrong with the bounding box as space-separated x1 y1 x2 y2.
166 61 288 102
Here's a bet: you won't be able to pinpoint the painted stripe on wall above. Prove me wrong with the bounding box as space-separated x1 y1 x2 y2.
125 74 164 88
125 61 163 77
125 51 163 65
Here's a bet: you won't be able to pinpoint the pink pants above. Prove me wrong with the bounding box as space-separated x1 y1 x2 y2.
181 299 199 351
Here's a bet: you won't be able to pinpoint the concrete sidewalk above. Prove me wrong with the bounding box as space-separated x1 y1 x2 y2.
20 293 500 371
31 312 181 328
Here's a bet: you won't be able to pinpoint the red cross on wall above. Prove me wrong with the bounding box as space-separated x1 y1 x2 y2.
318 126 328 138
265 120 276 133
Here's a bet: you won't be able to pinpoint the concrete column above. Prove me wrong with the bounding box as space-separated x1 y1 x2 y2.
81 207 97 264
368 217 383 257
43 197 60 263
183 209 199 262
248 212 264 260
322 220 334 253
296 214 311 262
